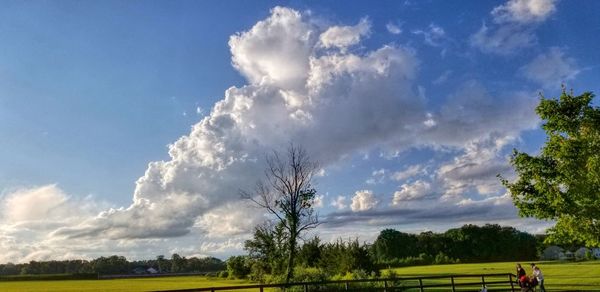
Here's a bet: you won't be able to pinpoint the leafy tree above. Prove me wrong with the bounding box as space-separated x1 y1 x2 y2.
244 221 287 275
226 255 251 279
91 255 129 275
318 239 376 276
297 236 322 268
170 253 186 273
156 255 166 273
242 144 320 283
501 89 600 246
372 229 418 261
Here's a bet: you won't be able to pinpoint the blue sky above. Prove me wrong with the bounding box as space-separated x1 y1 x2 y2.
0 0 598 262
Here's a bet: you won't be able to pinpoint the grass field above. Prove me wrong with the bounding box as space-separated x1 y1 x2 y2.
0 261 598 291
388 260 600 291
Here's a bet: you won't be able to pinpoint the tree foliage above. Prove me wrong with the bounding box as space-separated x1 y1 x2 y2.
372 224 537 264
501 89 600 246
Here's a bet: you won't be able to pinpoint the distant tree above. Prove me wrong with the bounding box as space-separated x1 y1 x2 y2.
500 89 600 246
156 255 166 273
372 229 418 261
242 144 320 283
91 255 129 275
170 253 186 273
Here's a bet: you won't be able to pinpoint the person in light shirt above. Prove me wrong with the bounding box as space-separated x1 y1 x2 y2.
531 263 545 292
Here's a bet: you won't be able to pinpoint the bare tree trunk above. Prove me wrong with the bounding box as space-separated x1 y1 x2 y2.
285 228 296 283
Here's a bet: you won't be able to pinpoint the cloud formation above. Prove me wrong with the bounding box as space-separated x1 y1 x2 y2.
519 47 580 88
350 190 379 212
492 0 557 24
43 7 540 242
471 0 557 54
0 5 553 262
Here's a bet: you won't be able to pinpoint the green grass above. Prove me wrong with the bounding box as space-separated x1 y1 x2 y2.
388 260 600 291
0 261 598 291
0 276 257 292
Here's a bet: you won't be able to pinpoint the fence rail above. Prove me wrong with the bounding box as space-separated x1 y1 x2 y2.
154 273 519 292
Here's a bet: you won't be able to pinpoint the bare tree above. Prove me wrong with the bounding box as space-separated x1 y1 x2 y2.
242 144 319 283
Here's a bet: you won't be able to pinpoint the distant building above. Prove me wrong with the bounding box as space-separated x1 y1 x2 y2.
147 267 158 274
132 267 146 274
541 245 563 260
575 247 590 260
559 251 575 260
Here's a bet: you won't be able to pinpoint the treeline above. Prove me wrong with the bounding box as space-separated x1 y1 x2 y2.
227 224 539 283
0 254 225 276
372 224 538 265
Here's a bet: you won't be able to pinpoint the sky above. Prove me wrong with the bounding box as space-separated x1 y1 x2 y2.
0 0 599 263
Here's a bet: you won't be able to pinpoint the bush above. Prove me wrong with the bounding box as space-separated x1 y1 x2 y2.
226 256 251 279
248 260 270 282
217 270 228 278
292 267 328 283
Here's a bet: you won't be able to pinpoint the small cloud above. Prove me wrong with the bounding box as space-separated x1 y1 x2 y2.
412 23 446 46
386 22 402 35
316 168 326 177
492 0 557 24
392 180 433 204
314 195 324 208
519 47 579 88
350 190 379 212
391 164 427 181
319 18 371 50
470 23 536 55
432 70 452 85
470 0 556 55
366 168 386 185
196 106 204 115
331 195 347 210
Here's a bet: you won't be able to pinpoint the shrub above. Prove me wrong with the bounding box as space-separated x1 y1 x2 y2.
293 267 327 283
226 256 251 279
217 270 228 278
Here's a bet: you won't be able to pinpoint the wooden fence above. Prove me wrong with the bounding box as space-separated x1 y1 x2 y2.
155 273 519 292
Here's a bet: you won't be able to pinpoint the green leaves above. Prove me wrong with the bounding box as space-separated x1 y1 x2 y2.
502 89 600 247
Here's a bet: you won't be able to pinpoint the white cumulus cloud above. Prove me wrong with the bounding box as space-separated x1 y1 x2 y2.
492 0 557 24
471 0 557 55
350 190 379 212
319 18 371 50
393 180 433 204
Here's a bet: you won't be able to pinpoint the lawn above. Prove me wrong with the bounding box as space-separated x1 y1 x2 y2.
389 260 600 291
0 276 257 292
0 261 598 291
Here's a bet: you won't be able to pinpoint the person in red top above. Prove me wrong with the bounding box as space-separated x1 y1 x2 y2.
516 263 527 286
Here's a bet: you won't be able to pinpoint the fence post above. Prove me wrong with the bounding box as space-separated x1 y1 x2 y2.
345 281 349 290
419 278 424 292
451 276 456 292
259 287 264 292
383 280 388 292
481 275 486 290
304 284 308 292
509 274 515 292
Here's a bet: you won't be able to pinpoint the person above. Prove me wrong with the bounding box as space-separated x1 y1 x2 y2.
531 263 545 292
516 263 526 280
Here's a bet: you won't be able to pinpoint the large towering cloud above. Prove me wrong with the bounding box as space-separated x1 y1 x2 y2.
0 6 548 262
51 6 539 242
